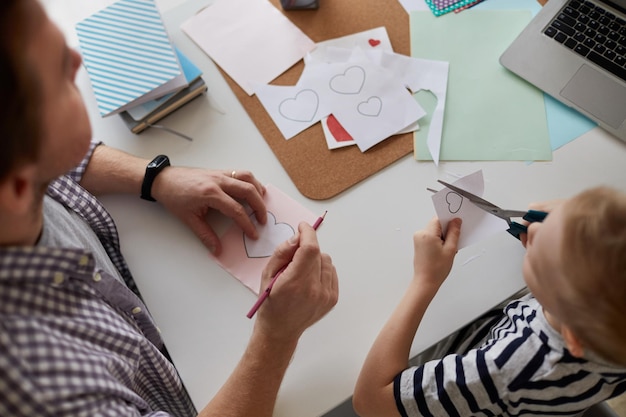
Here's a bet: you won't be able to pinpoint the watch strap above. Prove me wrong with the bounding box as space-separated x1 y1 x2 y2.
140 155 170 202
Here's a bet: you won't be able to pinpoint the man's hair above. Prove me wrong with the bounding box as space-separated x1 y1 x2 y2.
0 0 43 181
560 186 626 366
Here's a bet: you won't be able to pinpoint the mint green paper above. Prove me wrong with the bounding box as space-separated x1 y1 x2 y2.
411 10 552 161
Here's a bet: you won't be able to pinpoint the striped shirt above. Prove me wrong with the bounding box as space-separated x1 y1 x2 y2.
394 294 626 417
0 142 196 416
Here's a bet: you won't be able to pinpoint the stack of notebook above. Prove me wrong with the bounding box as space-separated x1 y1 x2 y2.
75 0 207 134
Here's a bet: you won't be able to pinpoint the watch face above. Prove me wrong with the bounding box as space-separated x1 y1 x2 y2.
150 155 169 168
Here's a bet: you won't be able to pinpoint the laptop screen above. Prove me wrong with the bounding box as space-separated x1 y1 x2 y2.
602 0 626 14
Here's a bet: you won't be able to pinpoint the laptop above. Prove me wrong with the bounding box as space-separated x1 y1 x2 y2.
500 0 626 142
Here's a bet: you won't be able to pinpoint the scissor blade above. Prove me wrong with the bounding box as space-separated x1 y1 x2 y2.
498 209 529 218
437 180 499 209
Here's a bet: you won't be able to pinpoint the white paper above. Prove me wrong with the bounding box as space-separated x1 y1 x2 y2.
365 50 449 164
432 170 508 249
181 0 315 95
254 83 331 139
256 47 427 151
306 26 393 64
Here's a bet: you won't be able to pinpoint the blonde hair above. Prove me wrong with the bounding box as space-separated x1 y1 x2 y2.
559 187 626 366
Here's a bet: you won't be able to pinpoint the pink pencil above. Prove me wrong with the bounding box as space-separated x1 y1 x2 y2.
246 211 327 319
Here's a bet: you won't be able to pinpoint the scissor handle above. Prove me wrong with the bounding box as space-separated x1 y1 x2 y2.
523 210 548 223
507 210 549 240
507 222 527 240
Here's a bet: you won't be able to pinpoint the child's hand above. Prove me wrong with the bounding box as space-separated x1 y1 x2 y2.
519 199 563 247
412 217 462 288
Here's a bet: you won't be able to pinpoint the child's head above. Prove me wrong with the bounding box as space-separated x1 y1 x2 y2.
523 186 626 366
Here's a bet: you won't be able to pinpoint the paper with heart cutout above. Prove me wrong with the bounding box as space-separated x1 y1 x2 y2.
431 170 509 249
209 184 317 294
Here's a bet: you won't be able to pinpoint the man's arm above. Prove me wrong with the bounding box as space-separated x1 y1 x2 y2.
353 218 461 417
79 143 146 196
199 223 339 417
79 144 267 255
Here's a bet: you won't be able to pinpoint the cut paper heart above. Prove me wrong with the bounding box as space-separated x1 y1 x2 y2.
321 115 356 149
357 96 382 117
368 38 381 47
330 66 366 95
244 211 295 258
278 89 320 122
327 114 353 142
445 191 463 213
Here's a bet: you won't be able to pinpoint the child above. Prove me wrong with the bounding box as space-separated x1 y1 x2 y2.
354 186 626 417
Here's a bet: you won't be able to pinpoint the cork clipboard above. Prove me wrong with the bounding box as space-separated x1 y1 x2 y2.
217 0 412 200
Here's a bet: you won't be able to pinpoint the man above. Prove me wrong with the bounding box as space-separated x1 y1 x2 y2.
0 1 339 416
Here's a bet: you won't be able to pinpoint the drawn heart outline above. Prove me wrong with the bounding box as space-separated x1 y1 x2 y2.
244 211 295 258
357 96 383 117
278 89 319 122
445 192 463 214
329 66 366 95
368 38 381 47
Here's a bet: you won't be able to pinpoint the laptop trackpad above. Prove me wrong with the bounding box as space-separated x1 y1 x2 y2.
560 64 626 129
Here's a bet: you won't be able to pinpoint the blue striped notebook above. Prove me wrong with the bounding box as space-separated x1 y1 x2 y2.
76 0 187 117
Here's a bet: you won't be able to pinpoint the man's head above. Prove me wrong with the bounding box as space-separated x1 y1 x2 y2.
0 0 44 182
0 0 91 187
523 187 626 366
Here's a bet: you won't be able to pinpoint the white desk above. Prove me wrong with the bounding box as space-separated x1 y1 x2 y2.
46 1 626 415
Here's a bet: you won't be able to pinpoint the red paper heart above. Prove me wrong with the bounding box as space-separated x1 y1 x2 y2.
327 115 353 142
368 38 381 47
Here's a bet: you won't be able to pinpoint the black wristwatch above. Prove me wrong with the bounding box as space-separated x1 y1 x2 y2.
140 155 170 202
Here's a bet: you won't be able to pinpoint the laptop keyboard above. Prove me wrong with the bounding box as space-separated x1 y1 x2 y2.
544 0 626 82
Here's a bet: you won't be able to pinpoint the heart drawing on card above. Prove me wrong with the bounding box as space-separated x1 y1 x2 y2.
357 96 382 117
445 192 463 214
329 66 366 95
368 38 381 47
327 115 353 142
278 89 319 122
244 211 295 258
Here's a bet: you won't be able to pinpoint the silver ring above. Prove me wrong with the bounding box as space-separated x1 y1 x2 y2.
231 170 237 179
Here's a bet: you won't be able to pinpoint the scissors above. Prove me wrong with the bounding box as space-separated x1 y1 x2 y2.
437 180 548 240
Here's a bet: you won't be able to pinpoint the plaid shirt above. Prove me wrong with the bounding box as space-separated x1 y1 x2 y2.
0 143 196 417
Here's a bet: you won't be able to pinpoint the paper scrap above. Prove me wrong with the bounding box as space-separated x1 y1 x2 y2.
181 0 315 95
256 46 428 151
366 50 449 164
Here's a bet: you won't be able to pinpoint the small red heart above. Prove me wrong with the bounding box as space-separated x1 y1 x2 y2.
368 39 381 47
327 115 353 142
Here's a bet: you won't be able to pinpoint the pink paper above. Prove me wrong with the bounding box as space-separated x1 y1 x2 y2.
210 184 317 294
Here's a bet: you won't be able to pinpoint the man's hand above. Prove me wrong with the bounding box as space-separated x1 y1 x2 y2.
152 167 267 255
198 223 337 417
255 222 339 343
